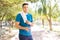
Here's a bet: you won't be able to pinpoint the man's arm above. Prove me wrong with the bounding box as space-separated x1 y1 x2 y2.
15 22 29 31
26 20 34 26
26 14 34 26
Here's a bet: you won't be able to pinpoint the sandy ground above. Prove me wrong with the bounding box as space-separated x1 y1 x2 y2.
1 25 60 40
10 29 60 40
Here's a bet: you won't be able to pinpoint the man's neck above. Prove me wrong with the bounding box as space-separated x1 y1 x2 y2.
24 12 27 14
22 11 28 15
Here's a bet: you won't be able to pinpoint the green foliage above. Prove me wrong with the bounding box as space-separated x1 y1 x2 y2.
27 0 39 3
38 8 42 15
0 0 60 21
0 0 23 21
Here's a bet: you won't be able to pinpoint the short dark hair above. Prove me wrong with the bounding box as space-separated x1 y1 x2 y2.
22 3 28 7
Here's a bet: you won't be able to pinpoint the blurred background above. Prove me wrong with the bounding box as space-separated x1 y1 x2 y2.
0 0 60 40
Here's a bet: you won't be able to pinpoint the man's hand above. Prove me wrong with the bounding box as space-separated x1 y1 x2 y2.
24 27 30 31
26 20 33 26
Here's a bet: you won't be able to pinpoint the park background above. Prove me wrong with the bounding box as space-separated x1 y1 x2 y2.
0 0 60 40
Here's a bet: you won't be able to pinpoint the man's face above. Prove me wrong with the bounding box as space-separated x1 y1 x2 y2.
23 5 28 13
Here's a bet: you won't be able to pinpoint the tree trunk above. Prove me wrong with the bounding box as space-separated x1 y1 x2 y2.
42 19 44 27
49 17 52 31
46 15 52 31
0 20 2 28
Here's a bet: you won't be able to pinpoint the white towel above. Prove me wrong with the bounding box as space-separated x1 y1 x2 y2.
20 12 27 23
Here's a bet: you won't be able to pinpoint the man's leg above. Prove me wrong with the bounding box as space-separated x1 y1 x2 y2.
19 34 28 40
28 36 33 40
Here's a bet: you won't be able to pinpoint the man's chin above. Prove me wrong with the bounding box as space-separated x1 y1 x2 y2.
26 12 28 13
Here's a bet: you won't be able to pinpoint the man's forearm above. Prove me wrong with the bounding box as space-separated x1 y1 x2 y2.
15 22 29 31
17 25 29 31
19 26 26 30
26 20 33 26
17 25 25 30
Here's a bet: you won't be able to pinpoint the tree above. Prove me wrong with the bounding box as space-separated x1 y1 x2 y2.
38 0 59 31
0 0 23 21
38 0 47 27
0 0 25 28
46 0 59 31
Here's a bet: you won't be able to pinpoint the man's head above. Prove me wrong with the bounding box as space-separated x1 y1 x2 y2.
22 3 28 13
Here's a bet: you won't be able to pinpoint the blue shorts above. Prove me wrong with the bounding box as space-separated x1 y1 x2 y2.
19 34 33 40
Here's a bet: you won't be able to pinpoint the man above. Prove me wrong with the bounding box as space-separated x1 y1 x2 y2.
15 3 33 40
